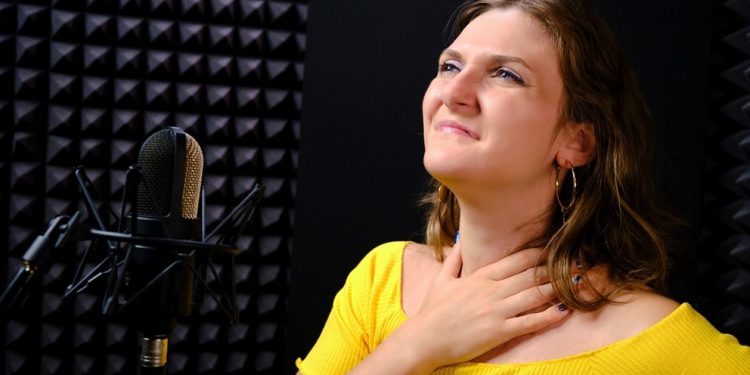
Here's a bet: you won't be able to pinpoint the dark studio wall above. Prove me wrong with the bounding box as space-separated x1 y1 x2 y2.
1 0 748 374
290 0 750 371
0 1 306 374
288 0 462 369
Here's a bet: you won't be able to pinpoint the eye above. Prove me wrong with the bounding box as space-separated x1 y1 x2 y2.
439 59 462 75
495 68 527 86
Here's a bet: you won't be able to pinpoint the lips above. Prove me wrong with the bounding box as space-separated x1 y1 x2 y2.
435 120 479 140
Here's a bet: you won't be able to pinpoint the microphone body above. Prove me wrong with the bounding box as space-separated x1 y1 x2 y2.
126 127 204 373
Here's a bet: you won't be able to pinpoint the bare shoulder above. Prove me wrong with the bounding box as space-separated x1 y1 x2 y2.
402 242 442 278
403 242 441 265
593 290 680 339
401 243 443 316
611 291 679 319
482 290 682 363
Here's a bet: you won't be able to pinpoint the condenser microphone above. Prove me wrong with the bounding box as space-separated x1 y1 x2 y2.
126 127 204 373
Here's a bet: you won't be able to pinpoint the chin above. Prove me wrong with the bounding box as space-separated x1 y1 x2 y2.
423 151 468 182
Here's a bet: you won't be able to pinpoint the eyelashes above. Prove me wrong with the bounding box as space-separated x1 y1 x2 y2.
438 59 528 87
438 60 462 73
495 68 527 86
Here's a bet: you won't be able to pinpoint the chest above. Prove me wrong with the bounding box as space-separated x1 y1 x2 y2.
399 258 620 363
473 317 612 363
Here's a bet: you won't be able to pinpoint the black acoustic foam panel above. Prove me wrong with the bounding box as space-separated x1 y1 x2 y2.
1 0 306 374
699 0 750 344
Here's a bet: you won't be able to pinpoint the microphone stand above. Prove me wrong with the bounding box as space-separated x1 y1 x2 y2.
0 212 80 316
1 152 264 371
57 166 261 372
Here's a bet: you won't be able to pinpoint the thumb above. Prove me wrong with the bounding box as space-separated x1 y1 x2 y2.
439 243 462 280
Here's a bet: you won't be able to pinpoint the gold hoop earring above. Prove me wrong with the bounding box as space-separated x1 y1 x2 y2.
438 184 449 203
555 166 577 223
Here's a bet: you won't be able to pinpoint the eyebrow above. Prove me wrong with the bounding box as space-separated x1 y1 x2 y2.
441 48 531 70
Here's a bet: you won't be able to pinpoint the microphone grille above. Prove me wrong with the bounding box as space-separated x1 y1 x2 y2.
138 129 173 218
182 133 203 219
137 128 203 220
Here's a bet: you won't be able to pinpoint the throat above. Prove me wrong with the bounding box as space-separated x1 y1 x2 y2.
454 199 554 276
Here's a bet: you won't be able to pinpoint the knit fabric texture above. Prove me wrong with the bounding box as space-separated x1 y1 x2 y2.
296 241 750 374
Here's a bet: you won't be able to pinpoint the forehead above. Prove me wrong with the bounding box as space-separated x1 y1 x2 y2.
450 8 557 63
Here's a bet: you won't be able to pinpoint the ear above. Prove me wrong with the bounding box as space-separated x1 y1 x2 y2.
555 122 595 168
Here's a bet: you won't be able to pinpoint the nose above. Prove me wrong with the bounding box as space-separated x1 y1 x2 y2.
441 71 479 115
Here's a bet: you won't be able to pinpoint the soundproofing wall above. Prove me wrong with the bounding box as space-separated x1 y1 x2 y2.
0 0 306 374
700 0 750 345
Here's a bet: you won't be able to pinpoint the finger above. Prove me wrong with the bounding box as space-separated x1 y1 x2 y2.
494 266 548 298
502 283 557 317
438 243 463 280
506 303 570 337
525 266 548 284
479 247 545 281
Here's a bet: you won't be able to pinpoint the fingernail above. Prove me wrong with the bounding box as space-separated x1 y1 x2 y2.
572 274 582 285
454 230 460 244
557 303 568 312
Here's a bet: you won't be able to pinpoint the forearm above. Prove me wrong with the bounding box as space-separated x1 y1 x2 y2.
348 322 437 375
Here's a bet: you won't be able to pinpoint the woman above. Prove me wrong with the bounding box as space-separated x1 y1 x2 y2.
297 0 750 373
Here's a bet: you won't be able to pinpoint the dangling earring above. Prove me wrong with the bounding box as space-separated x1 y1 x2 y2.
555 166 577 223
438 184 449 203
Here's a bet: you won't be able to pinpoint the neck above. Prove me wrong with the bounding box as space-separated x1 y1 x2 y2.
452 181 556 276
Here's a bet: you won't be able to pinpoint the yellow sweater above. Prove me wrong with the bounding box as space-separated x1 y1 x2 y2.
297 241 750 374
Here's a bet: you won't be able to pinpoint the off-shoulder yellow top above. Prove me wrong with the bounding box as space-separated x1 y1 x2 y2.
297 241 750 374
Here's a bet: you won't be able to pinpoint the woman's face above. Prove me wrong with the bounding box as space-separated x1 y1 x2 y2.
422 8 569 192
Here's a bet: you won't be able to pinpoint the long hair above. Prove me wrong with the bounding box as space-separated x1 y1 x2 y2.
423 0 683 311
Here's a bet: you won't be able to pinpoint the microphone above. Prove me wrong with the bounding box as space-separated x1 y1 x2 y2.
2 124 261 372
126 127 203 373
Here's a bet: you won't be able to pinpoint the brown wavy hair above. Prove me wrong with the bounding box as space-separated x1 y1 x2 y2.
423 0 682 311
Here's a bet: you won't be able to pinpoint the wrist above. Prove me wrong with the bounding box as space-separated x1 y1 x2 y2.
350 320 438 375
384 319 441 373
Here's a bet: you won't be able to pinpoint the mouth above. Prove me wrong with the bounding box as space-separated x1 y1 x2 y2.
435 120 479 140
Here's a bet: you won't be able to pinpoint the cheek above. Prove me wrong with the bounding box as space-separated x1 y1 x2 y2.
484 91 560 134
